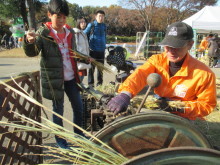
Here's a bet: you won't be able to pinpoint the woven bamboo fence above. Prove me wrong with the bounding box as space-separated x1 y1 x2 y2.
0 71 43 164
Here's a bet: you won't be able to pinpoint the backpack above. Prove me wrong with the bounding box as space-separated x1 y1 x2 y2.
87 22 107 42
87 22 94 41
106 46 127 68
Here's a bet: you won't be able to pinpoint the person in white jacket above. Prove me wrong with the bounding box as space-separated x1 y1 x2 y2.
73 17 91 82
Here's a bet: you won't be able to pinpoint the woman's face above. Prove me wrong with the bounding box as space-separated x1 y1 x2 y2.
79 19 87 30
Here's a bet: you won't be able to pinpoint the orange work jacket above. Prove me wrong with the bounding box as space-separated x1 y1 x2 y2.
199 38 208 51
118 52 217 120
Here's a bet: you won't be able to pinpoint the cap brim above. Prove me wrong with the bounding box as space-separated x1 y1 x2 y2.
159 36 188 48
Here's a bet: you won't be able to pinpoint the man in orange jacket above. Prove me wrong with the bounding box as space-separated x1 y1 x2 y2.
107 22 216 120
197 34 214 57
198 37 208 51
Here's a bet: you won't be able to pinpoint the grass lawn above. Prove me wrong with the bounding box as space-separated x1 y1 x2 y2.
0 48 38 58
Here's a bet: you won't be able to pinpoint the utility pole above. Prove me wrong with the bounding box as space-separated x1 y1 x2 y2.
25 0 36 30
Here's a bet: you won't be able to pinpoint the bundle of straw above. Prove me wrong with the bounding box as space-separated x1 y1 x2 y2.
39 35 112 74
0 80 128 164
0 113 128 164
70 49 112 74
131 96 187 110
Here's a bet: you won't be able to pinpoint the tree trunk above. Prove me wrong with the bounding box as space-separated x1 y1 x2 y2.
19 0 28 30
26 0 36 30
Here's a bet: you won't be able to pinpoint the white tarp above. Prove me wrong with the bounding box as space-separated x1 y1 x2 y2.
183 6 220 33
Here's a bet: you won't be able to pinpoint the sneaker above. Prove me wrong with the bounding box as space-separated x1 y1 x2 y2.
96 83 102 87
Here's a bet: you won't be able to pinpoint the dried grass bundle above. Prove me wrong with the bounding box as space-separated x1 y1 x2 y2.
39 35 112 74
131 96 160 110
0 80 128 164
70 49 112 74
94 83 116 95
131 96 187 110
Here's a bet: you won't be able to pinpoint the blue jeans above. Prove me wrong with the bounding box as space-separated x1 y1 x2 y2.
52 79 83 137
88 50 105 86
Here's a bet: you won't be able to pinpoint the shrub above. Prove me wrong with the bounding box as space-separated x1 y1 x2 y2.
107 35 136 43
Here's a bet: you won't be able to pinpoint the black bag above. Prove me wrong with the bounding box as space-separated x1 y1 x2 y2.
106 46 127 68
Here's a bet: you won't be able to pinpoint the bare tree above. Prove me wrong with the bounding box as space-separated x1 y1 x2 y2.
105 6 145 35
119 0 218 32
153 0 217 31
119 0 163 31
190 0 218 11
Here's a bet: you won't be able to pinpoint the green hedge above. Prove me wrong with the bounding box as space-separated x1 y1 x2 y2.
107 35 136 43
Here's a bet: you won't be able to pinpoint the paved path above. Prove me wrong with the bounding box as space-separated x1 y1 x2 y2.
1 57 219 79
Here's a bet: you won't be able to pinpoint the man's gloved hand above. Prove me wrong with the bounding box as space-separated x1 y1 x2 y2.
107 93 130 115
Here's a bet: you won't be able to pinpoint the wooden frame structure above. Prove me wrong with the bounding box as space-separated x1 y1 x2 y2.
0 71 43 164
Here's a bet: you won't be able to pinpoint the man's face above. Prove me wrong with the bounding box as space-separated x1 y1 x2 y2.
164 41 194 63
96 13 105 23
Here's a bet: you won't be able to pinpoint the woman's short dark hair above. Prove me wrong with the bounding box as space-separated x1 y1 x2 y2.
48 0 69 16
76 17 87 30
95 10 105 15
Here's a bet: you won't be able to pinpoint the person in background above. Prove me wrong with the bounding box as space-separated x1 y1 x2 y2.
197 33 213 57
73 17 91 82
2 33 10 49
8 34 15 49
17 37 23 48
197 37 208 57
23 0 84 149
14 37 18 48
208 33 220 68
207 33 214 42
107 22 216 120
84 10 107 87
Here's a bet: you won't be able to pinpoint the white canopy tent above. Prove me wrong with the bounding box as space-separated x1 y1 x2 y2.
183 6 220 34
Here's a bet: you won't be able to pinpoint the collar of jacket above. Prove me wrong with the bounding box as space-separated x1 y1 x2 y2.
73 28 81 33
164 52 190 77
41 22 72 36
44 22 71 29
93 20 104 25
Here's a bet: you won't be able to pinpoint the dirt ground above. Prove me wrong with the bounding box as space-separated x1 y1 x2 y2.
0 48 220 163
